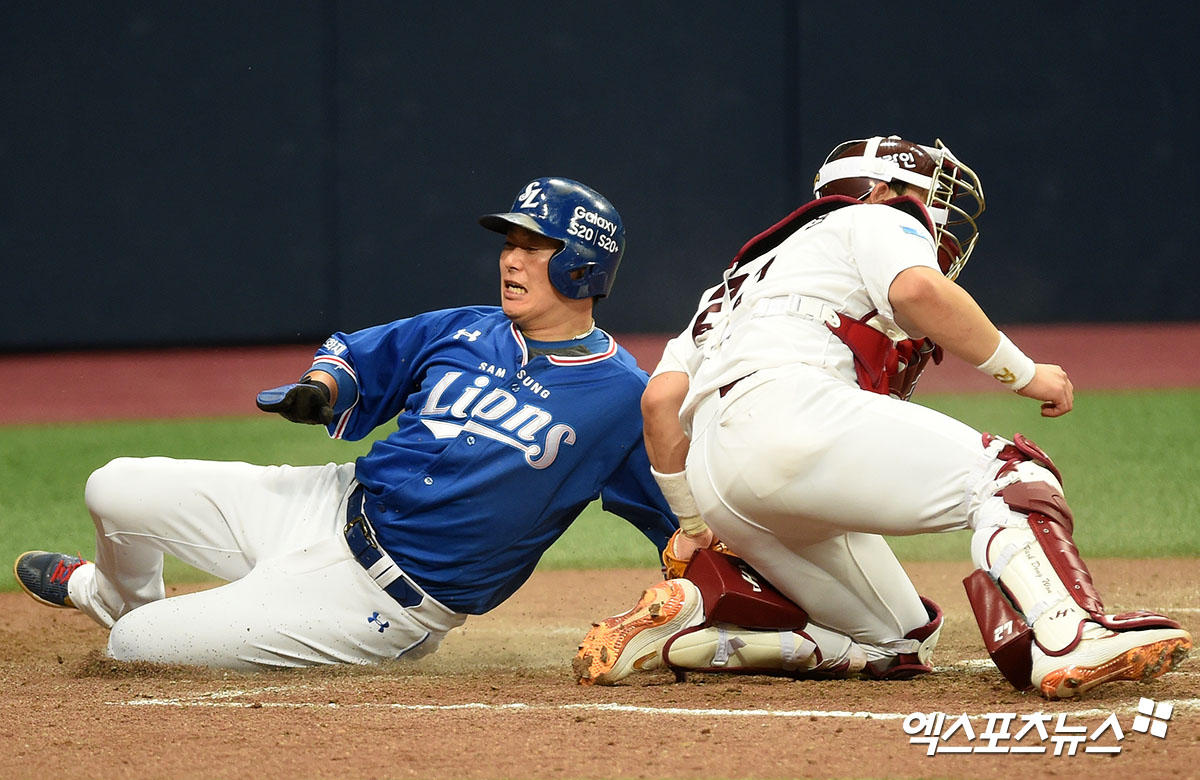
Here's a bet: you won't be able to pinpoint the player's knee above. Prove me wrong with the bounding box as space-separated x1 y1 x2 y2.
1003 459 1062 494
107 608 152 662
108 603 188 665
971 436 1065 540
84 457 147 520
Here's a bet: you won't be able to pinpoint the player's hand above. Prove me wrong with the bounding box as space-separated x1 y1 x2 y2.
256 381 334 425
662 525 714 579
1016 363 1074 418
672 525 714 561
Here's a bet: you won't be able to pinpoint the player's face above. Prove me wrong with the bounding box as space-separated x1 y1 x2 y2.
498 226 571 330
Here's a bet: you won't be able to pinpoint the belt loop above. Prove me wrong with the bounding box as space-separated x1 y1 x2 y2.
345 484 378 547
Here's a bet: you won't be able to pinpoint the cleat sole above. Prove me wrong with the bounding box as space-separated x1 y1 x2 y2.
573 579 701 686
1040 636 1191 699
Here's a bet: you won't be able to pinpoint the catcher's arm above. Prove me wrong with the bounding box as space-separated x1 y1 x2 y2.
256 370 337 425
889 266 1073 417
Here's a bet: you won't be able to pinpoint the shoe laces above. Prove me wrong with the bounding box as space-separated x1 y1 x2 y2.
49 555 87 584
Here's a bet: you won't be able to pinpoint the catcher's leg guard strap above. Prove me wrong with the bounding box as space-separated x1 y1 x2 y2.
864 596 943 679
662 622 868 678
999 480 1105 616
963 569 1034 692
682 548 808 630
987 431 1064 486
663 625 819 676
980 524 1089 654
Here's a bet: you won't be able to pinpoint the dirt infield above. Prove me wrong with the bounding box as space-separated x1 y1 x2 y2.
2 560 1196 780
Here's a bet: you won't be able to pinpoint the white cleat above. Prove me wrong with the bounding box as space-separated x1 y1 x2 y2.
1031 625 1191 699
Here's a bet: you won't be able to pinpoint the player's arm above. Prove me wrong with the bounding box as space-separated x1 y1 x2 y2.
888 265 1073 417
641 370 714 563
642 371 690 473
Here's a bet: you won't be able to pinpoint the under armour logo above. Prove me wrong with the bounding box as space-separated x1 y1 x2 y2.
368 611 390 633
516 183 543 209
453 329 481 342
1132 698 1174 738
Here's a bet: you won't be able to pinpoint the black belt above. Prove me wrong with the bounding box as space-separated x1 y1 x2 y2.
344 485 424 608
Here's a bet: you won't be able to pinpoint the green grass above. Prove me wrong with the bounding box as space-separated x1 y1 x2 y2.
2 389 1197 591
889 388 1200 561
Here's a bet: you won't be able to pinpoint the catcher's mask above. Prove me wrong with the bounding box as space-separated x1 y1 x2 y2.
813 135 985 280
479 177 625 299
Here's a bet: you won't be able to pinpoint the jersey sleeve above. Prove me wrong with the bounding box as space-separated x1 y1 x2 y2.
310 314 438 441
650 332 694 378
598 439 678 553
650 281 725 380
852 206 941 321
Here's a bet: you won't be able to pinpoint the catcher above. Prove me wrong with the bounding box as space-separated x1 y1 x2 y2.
574 135 1191 698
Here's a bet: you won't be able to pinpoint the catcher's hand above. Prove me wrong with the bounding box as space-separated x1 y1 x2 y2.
256 380 334 425
662 527 738 579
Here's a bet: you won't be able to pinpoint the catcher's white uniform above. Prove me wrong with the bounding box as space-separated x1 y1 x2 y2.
581 137 1189 696
657 195 1070 662
653 193 1189 694
656 200 978 660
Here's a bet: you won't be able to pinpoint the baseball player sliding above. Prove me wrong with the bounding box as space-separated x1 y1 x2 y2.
15 178 676 669
575 136 1192 699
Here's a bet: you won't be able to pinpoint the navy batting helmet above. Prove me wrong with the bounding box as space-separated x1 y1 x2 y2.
479 177 625 299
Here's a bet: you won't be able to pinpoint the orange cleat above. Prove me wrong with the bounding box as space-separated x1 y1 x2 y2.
573 578 703 686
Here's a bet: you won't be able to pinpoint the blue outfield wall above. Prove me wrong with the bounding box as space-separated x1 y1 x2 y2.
3 2 1197 350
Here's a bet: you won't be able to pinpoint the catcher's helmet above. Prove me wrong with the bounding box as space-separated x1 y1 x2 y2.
479 177 625 299
813 135 985 280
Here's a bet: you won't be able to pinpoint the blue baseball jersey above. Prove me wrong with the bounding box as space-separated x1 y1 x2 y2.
309 306 676 614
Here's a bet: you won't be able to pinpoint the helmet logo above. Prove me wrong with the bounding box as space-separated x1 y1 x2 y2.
881 151 919 170
516 183 543 209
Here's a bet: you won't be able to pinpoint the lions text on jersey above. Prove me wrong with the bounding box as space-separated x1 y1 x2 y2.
311 306 675 614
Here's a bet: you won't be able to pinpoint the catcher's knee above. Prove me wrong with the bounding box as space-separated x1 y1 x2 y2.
862 596 944 680
673 550 941 679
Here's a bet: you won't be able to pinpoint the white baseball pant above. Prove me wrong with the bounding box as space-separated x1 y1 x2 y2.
67 457 464 670
685 365 1015 661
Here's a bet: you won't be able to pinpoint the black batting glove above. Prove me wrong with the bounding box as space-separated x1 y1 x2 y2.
255 379 334 425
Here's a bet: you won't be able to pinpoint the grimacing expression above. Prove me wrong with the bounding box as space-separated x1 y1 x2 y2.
498 226 568 327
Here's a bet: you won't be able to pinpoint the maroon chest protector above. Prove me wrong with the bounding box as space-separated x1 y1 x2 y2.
729 195 943 398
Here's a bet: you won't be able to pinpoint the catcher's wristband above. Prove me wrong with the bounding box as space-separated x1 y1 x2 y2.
650 467 709 537
975 332 1035 391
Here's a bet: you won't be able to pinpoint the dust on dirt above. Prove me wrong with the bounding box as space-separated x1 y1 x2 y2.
2 561 1196 780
